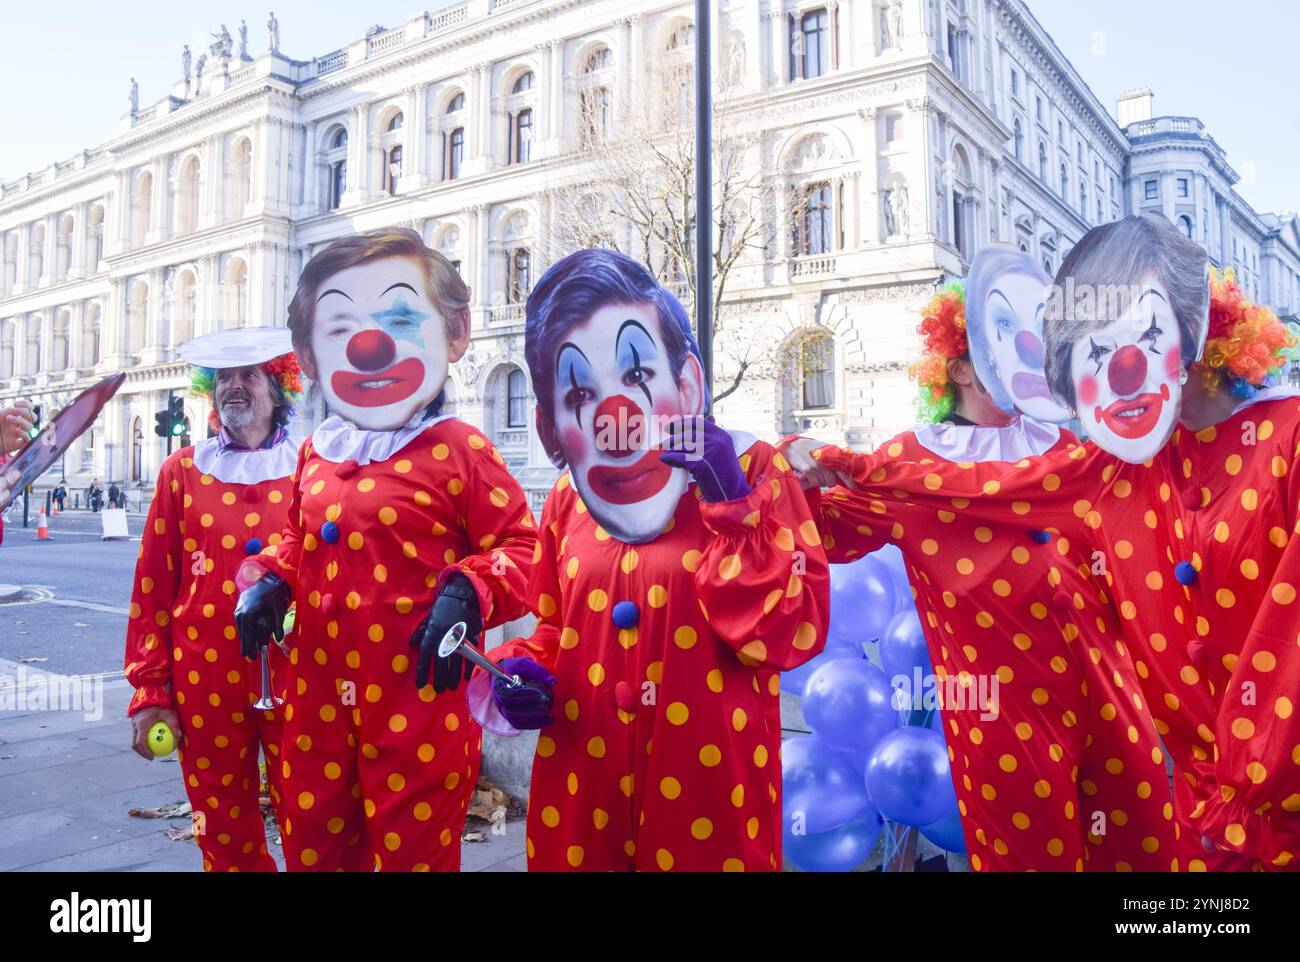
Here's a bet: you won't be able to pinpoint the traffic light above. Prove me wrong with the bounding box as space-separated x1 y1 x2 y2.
154 406 170 438
28 404 41 440
168 396 186 437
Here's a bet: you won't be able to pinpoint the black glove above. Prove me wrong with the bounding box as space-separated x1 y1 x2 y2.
409 573 482 691
234 573 292 660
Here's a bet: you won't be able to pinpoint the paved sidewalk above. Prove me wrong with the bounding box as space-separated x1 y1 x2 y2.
0 658 527 872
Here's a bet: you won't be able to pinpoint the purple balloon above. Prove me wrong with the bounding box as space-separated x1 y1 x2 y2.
920 809 967 854
802 658 899 756
781 635 863 697
785 803 885 872
880 607 932 685
827 556 897 648
864 727 954 827
782 734 872 835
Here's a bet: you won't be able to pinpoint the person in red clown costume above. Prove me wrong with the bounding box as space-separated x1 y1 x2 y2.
796 215 1236 869
786 244 1176 871
1166 269 1300 868
475 248 829 872
235 229 536 872
123 328 304 871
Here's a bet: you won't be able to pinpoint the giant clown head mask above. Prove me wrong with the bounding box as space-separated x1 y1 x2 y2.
288 229 471 431
964 244 1072 424
525 249 708 545
1044 214 1210 463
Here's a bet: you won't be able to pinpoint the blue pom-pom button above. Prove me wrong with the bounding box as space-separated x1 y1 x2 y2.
321 521 340 544
244 538 263 556
1029 529 1052 544
1174 561 1198 585
612 601 640 629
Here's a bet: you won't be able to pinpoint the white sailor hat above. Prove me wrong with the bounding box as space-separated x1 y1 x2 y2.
177 327 295 369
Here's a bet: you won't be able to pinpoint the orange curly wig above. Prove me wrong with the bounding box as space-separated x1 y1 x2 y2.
1195 268 1298 396
908 281 967 421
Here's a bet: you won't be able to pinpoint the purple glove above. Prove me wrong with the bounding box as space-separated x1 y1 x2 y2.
659 416 752 503
492 657 556 730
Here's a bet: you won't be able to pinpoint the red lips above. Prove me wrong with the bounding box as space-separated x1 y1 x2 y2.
1094 382 1170 440
587 448 673 505
330 357 425 408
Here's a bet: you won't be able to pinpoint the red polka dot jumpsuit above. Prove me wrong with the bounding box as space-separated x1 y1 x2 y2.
124 442 296 871
490 441 830 872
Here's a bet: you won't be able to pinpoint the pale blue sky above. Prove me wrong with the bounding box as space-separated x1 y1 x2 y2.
1 1 1295 214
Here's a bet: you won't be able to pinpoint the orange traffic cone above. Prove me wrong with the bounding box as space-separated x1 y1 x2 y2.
36 508 50 540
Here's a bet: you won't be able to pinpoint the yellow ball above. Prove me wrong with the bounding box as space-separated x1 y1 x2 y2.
148 721 176 757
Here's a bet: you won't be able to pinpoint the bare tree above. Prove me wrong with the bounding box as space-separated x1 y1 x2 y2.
551 59 774 402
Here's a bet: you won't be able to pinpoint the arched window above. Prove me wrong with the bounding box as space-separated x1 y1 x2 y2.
584 46 613 74
1179 214 1194 238
666 24 694 51
132 170 153 247
1037 142 1046 182
799 334 834 409
325 127 348 210
176 155 201 235
83 303 102 368
512 108 533 164
447 127 464 180
57 214 74 280
1079 183 1087 220
29 224 45 283
227 137 252 216
506 368 528 427
381 112 404 195
88 205 105 266
174 271 197 345
53 311 70 371
128 280 149 354
512 71 534 94
448 92 465 113
508 248 531 304
1013 118 1023 161
1059 162 1069 200
580 87 611 145
223 259 248 326
795 182 834 256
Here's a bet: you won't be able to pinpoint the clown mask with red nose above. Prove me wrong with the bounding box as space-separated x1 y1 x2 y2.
541 301 707 544
306 257 466 431
1070 275 1185 463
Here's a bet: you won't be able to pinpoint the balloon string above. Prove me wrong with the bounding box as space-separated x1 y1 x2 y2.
881 820 912 872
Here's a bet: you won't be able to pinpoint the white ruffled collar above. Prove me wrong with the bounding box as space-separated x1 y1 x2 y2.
310 412 457 466
192 434 300 484
911 417 1062 463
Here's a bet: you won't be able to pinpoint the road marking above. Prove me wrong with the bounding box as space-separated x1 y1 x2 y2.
43 598 131 616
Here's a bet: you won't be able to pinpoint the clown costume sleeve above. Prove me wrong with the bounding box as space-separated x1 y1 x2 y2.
693 444 830 672
811 439 1237 868
1171 397 1300 867
123 452 186 715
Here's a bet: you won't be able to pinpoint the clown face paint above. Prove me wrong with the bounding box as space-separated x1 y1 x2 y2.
971 271 1073 424
310 258 452 431
547 302 705 544
1070 275 1183 463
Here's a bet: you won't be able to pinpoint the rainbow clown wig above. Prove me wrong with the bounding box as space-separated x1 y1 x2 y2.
909 280 967 422
190 353 305 432
1195 268 1299 398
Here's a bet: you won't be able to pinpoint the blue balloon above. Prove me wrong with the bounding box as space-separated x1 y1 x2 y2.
802 658 899 756
781 636 863 698
827 556 896 648
919 809 967 854
782 734 871 835
864 727 954 827
785 804 885 872
879 607 931 686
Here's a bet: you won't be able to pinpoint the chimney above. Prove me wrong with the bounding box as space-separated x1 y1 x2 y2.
1116 87 1154 127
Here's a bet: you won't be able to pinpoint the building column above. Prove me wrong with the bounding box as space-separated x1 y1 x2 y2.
475 64 493 170
549 39 565 151
1160 168 1176 222
766 8 787 87
68 301 84 371
858 107 880 243
15 222 30 294
1220 196 1233 266
70 202 88 279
